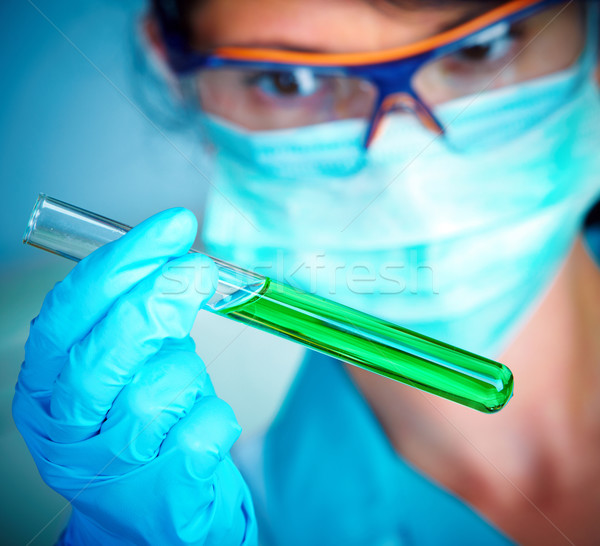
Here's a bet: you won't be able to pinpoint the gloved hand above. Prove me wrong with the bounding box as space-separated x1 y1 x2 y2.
12 208 257 545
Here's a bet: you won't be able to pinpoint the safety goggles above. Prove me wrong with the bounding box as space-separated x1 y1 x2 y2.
156 0 583 147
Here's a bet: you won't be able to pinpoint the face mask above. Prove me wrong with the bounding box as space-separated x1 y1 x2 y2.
199 27 600 358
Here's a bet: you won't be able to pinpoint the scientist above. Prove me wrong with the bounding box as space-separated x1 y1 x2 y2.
12 0 600 544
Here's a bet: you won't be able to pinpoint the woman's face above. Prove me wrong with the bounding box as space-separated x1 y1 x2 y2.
183 1 587 131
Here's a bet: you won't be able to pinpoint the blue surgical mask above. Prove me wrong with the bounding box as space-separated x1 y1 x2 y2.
200 28 600 358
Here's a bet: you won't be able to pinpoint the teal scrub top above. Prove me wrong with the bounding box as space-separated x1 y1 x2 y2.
236 352 514 545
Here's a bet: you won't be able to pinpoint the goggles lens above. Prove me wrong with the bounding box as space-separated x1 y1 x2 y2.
412 4 584 105
194 68 378 131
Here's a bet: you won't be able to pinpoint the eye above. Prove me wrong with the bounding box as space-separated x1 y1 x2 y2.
452 22 519 64
247 68 325 98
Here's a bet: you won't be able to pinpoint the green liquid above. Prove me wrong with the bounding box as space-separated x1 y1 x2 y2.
218 278 513 413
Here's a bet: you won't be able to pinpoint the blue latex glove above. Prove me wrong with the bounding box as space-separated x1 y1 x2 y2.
12 208 257 545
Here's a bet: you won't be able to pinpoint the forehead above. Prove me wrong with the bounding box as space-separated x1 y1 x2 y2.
188 0 492 52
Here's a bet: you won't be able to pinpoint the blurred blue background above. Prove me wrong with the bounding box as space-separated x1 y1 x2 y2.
1 0 213 266
0 1 300 543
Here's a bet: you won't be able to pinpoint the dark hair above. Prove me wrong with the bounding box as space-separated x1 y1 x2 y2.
151 0 197 42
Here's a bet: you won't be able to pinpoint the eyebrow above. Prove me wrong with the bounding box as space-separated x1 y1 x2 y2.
210 4 500 53
437 5 503 33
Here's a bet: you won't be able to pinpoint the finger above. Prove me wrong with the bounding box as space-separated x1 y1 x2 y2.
160 395 242 481
36 207 197 351
49 253 218 442
154 453 254 545
97 341 216 474
21 208 198 396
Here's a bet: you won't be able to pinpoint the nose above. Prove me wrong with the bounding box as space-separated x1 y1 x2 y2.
364 92 444 148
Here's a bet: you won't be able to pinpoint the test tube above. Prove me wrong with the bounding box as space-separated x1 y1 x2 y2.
24 194 513 413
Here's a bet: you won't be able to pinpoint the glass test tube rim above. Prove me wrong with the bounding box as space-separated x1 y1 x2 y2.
23 194 265 309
